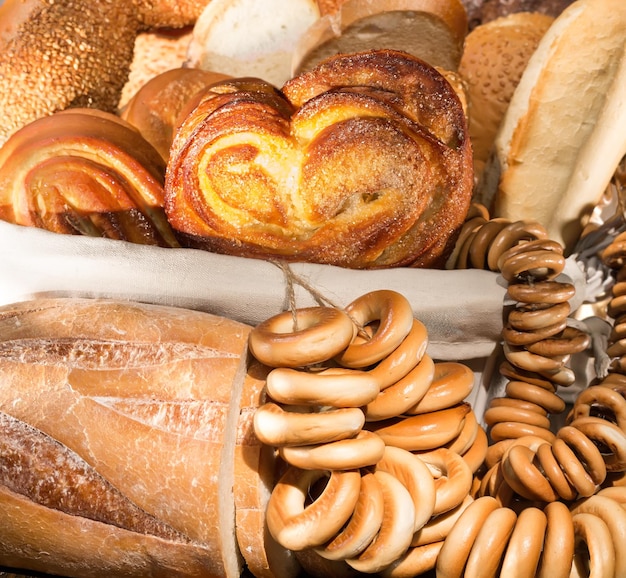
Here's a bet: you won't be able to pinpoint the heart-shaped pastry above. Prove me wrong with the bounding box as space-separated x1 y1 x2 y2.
165 49 473 269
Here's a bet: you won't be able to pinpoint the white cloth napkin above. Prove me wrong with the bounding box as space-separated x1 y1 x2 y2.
0 220 590 361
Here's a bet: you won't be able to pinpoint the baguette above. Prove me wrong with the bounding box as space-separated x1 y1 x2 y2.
481 0 626 254
0 298 289 578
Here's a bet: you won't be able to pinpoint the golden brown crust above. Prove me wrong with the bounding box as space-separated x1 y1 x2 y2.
165 50 473 269
0 297 261 578
0 108 178 246
293 0 468 77
134 0 212 29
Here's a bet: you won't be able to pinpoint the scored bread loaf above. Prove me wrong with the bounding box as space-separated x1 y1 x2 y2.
0 298 291 578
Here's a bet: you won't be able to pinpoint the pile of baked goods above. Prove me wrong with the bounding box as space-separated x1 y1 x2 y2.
2 0 621 268
2 0 626 577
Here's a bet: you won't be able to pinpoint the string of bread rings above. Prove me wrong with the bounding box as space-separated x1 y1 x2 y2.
249 202 626 576
251 289 483 574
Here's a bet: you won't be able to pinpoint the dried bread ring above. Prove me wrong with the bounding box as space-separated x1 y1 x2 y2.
446 408 479 456
379 540 443 578
551 438 597 497
571 494 626 578
499 506 547 578
570 512 615 578
266 467 362 551
266 366 380 407
489 420 556 444
570 384 626 431
315 471 384 561
503 342 568 373
501 444 558 502
345 470 416 574
411 494 473 547
507 280 576 304
486 220 548 271
596 485 626 506
556 425 607 486
278 430 385 470
367 319 428 389
505 380 566 414
483 404 552 430
364 354 435 421
249 306 355 368
526 326 590 357
498 240 566 282
536 501 574 578
253 402 364 446
569 416 626 471
375 445 437 533
507 301 571 332
462 506 517 577
487 396 548 416
405 361 475 415
337 290 414 368
436 496 500 578
369 403 470 452
535 442 578 502
461 424 489 474
502 318 568 347
420 448 473 516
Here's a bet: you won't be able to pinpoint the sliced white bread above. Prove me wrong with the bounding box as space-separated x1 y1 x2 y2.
186 0 321 87
481 0 626 254
291 0 468 77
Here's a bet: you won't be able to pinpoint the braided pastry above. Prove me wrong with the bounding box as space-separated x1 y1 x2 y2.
0 108 177 246
164 49 474 269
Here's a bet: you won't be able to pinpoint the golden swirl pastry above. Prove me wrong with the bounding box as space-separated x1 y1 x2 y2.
0 108 178 247
165 49 473 269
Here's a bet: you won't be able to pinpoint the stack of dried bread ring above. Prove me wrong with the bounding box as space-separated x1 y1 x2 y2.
249 289 485 576
439 203 626 577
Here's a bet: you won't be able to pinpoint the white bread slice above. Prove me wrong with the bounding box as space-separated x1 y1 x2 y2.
292 0 468 76
186 0 321 87
482 0 626 254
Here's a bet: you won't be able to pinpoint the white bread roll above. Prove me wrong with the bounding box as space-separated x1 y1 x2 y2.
481 0 626 254
0 298 291 578
292 0 469 76
186 0 321 87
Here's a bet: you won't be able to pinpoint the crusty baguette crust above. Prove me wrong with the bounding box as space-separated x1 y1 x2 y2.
0 298 282 578
0 484 218 578
484 0 626 253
